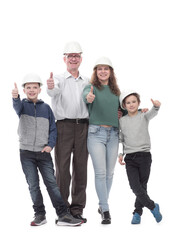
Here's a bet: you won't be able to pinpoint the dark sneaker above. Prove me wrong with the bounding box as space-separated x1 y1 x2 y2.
98 208 111 224
31 215 47 226
151 203 162 223
55 213 83 226
73 214 87 223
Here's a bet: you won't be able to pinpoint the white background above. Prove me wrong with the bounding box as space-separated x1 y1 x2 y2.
0 0 175 239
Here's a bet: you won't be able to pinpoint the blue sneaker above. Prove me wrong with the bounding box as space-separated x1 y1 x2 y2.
151 203 162 223
131 213 141 224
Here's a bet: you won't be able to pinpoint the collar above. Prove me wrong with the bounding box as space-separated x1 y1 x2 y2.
64 70 84 81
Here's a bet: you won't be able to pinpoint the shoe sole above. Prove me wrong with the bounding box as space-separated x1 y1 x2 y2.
55 220 83 226
31 220 47 226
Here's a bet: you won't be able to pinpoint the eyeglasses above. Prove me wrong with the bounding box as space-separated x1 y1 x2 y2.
66 54 81 60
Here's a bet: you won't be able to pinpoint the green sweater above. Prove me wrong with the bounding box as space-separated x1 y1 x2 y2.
83 84 119 128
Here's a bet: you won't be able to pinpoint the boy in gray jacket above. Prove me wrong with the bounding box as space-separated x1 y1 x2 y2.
12 73 82 227
118 90 162 224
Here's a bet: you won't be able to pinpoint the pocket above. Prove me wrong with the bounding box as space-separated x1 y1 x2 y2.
88 125 99 134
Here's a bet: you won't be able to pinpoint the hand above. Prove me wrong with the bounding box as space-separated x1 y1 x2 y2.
118 108 123 119
47 72 54 89
141 108 149 113
41 146 52 153
118 155 125 165
86 86 95 103
151 99 161 107
12 83 19 98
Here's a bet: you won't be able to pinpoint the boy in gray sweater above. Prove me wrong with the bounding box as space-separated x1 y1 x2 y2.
118 90 162 224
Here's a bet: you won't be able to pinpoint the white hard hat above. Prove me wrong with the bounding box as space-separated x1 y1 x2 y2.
63 41 83 54
119 90 139 109
22 73 43 87
94 56 113 69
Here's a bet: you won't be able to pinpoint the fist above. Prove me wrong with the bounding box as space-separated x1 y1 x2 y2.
47 72 54 90
12 83 19 98
151 99 161 107
86 86 95 103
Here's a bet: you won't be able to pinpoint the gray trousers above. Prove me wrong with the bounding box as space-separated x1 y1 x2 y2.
54 120 89 216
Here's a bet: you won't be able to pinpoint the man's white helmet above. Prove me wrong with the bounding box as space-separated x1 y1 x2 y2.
94 56 113 69
119 90 139 109
63 41 83 54
22 73 43 87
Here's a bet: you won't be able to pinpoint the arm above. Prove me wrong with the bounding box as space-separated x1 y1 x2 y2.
118 125 125 165
47 72 61 97
42 107 57 153
12 83 23 117
144 99 161 120
82 84 95 104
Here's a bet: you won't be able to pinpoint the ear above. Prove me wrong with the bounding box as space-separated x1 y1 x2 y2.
63 56 67 63
23 88 26 94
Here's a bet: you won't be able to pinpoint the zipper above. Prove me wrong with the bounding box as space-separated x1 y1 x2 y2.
33 103 37 151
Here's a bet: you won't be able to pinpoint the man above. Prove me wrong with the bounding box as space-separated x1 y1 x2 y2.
47 41 89 223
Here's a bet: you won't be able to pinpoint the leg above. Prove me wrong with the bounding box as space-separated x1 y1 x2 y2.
87 125 109 212
70 123 88 216
125 153 155 215
20 150 45 216
37 152 67 217
54 121 74 206
106 128 119 199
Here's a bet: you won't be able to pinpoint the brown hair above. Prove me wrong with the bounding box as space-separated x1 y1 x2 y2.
90 66 121 96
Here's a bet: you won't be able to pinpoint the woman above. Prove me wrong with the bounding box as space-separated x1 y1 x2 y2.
83 57 120 224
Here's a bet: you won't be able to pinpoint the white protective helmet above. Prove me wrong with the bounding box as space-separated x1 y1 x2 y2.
119 90 139 109
22 73 43 87
94 56 113 69
63 41 83 54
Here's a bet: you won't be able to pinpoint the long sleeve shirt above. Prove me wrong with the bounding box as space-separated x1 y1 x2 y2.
119 106 160 154
47 71 89 120
83 84 120 128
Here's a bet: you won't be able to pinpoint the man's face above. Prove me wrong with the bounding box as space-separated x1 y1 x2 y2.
64 53 82 72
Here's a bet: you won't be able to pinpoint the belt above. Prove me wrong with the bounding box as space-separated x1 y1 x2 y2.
59 118 89 124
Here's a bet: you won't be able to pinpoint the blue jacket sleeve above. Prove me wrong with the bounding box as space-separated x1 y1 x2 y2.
13 97 23 117
48 107 57 149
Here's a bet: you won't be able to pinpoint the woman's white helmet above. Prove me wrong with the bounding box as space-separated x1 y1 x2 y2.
94 56 113 69
22 73 43 87
119 90 139 109
63 41 83 54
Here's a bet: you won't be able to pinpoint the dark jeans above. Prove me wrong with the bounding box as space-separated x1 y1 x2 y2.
55 120 89 216
124 152 155 216
20 150 67 217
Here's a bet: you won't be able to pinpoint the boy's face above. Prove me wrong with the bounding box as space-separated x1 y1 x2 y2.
124 95 140 116
23 83 41 103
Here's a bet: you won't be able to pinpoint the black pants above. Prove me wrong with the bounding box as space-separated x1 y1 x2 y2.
124 152 155 216
54 120 89 216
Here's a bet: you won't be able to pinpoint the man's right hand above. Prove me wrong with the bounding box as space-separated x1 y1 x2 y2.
12 83 19 98
47 72 54 89
86 86 95 103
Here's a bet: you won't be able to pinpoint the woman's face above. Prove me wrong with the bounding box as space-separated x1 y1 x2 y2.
96 65 111 85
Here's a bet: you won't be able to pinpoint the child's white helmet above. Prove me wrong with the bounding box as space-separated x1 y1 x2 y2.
22 73 43 87
119 90 138 109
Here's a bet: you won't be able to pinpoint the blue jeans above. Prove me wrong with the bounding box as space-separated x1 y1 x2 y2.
20 150 67 216
87 125 119 212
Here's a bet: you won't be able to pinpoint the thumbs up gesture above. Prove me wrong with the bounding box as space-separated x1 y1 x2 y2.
86 85 95 103
151 99 161 107
47 72 54 89
12 83 19 98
